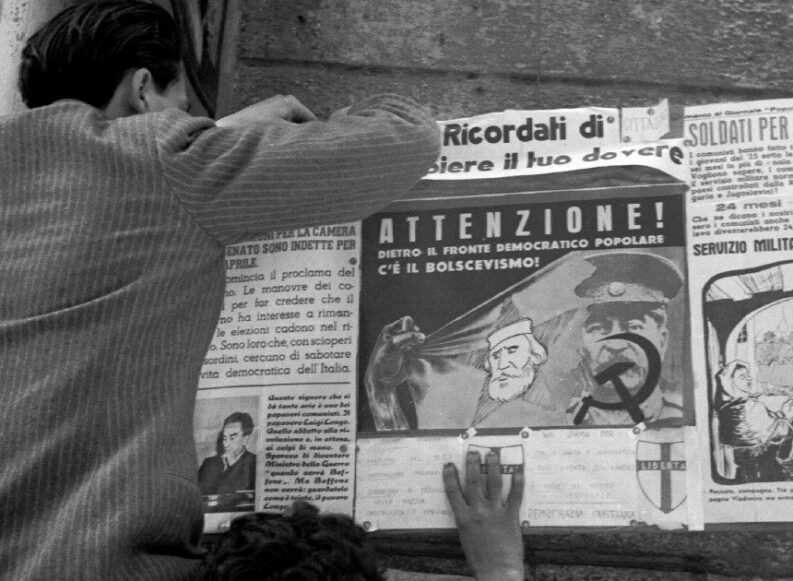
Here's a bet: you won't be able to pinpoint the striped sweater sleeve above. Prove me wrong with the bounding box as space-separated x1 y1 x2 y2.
155 94 440 246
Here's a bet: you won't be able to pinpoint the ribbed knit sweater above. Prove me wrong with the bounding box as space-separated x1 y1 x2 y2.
0 95 439 580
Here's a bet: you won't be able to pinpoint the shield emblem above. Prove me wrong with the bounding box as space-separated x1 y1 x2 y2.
635 440 686 513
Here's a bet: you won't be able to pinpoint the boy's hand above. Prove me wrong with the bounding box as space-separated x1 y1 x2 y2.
443 450 525 581
216 95 317 128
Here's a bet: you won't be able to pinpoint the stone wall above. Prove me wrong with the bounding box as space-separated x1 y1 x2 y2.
233 0 793 120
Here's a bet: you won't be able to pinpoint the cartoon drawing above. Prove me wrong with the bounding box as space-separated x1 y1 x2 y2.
362 249 688 432
364 311 562 431
705 261 793 483
565 252 683 426
713 358 793 482
473 319 548 425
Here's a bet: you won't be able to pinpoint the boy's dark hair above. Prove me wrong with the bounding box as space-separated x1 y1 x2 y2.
202 501 386 581
223 412 255 437
19 0 183 109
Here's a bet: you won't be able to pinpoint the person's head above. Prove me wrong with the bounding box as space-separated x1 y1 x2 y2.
717 360 752 400
730 362 751 394
221 412 254 456
485 318 547 402
580 301 668 394
19 0 187 117
575 252 682 398
202 501 385 581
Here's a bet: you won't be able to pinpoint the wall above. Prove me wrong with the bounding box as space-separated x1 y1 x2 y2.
233 1 793 579
233 0 793 120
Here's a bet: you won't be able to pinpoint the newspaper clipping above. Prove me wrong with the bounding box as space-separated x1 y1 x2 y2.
686 98 793 524
195 227 359 531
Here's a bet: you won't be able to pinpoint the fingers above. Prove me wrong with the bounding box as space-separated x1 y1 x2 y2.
398 316 418 333
216 95 317 127
390 331 426 351
506 462 525 511
282 95 317 123
442 462 466 514
329 105 352 121
384 316 417 335
445 451 524 512
484 451 503 502
381 316 425 351
463 451 484 503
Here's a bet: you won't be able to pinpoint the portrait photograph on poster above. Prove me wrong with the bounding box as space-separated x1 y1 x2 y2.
194 395 260 513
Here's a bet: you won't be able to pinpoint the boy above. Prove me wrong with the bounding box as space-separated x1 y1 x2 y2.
0 2 439 579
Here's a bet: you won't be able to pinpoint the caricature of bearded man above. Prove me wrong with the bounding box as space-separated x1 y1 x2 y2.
472 318 549 426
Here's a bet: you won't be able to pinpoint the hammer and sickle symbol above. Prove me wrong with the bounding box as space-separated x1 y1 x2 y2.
572 332 661 425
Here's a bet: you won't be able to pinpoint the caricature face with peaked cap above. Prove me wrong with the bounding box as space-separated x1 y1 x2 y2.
575 252 683 401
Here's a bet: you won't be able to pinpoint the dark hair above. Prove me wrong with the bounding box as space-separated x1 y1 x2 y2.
585 301 668 329
19 0 183 109
202 501 386 581
731 363 748 378
223 412 254 437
